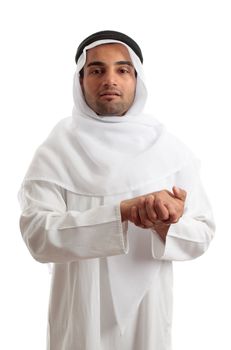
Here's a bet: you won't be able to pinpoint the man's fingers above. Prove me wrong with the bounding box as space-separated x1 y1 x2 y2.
138 197 154 228
164 203 180 223
122 188 185 228
145 195 158 222
131 206 142 226
154 198 169 221
172 186 187 201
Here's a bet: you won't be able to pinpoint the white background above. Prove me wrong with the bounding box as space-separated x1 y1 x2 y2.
0 0 230 349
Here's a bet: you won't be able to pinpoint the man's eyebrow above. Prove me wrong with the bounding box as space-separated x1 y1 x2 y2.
87 61 105 68
115 61 133 67
86 60 134 68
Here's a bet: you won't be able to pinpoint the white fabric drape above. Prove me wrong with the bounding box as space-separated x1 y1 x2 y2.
19 174 214 349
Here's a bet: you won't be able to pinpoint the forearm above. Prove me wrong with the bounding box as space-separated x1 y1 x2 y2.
19 181 128 263
151 215 214 260
20 204 128 263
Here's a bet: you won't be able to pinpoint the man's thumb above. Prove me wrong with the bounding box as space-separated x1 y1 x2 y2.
172 186 187 201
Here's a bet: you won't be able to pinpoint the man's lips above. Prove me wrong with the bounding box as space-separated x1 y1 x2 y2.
99 90 122 97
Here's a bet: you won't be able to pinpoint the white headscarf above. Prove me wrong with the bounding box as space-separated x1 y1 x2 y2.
23 39 191 196
21 39 194 332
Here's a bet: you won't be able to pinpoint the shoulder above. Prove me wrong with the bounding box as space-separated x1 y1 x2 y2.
48 117 73 138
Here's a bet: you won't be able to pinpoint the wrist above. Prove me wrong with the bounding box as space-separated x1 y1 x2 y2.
120 201 128 222
153 222 171 242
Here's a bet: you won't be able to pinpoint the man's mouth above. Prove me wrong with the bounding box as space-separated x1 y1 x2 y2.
99 90 121 97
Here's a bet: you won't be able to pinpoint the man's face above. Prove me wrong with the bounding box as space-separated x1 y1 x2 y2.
80 43 137 116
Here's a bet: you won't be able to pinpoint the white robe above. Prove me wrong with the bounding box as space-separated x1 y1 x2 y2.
19 161 215 350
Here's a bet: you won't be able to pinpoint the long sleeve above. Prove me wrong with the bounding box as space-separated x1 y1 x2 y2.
19 180 128 263
151 167 215 261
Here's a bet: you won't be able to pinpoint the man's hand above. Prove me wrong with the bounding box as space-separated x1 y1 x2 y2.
120 187 186 241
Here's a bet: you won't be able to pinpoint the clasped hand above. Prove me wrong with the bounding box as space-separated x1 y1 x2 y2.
120 187 186 230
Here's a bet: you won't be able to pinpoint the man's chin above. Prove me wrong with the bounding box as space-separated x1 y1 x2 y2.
96 102 126 116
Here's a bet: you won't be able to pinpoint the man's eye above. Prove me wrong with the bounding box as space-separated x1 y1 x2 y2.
119 68 130 74
90 68 103 75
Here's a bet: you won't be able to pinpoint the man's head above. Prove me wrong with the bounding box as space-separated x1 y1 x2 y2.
80 43 137 116
75 30 144 117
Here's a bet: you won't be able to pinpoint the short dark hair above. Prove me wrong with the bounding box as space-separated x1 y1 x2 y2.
79 68 84 79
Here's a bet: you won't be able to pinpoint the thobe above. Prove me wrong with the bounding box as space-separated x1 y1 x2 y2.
19 160 215 350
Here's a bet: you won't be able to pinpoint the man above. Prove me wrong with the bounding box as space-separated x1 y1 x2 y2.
19 30 215 350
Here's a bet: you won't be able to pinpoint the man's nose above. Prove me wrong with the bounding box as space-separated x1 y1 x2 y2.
102 70 117 86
